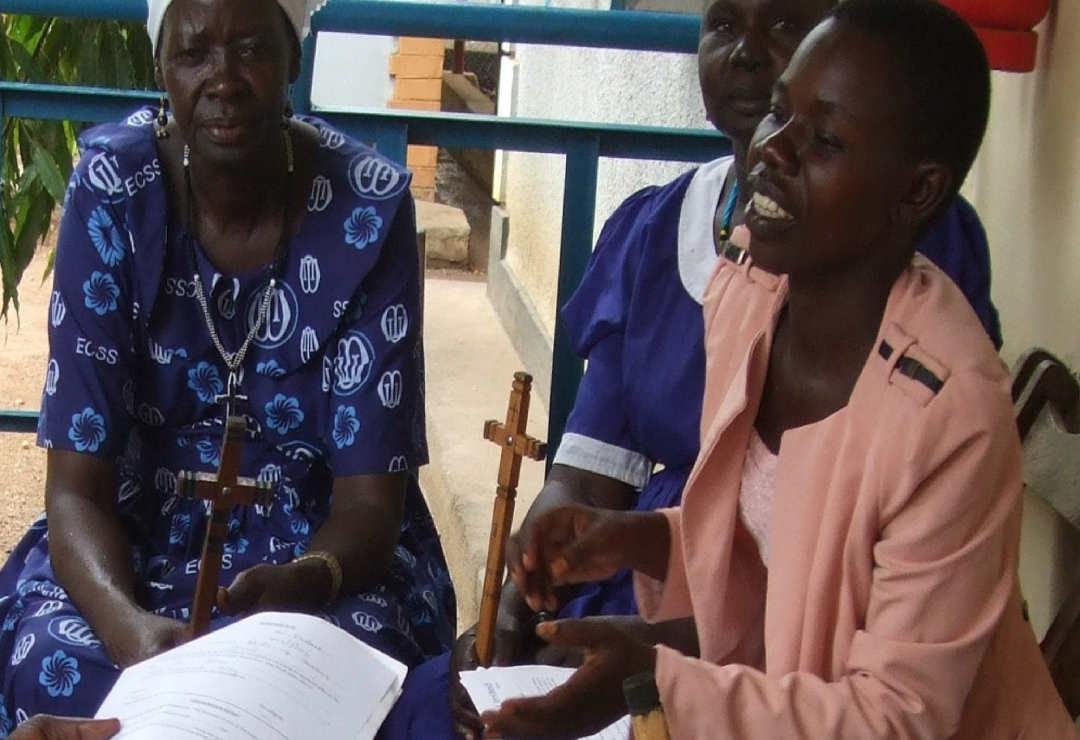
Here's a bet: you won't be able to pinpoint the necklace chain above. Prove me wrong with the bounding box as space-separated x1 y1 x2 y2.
183 127 294 407
192 273 275 377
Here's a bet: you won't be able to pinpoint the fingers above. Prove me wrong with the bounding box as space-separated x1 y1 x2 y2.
11 715 120 740
510 511 578 613
74 718 122 740
481 674 602 740
481 696 566 739
535 619 620 652
219 566 267 615
483 630 640 739
506 534 552 612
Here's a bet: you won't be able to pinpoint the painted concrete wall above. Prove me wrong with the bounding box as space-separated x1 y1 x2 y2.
967 7 1080 371
965 6 1080 641
499 0 707 340
310 32 393 109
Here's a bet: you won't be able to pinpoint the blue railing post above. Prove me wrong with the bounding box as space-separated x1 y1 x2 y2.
547 136 600 469
371 123 409 165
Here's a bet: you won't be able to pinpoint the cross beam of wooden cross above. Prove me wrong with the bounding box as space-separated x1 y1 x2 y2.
178 415 271 636
475 371 547 666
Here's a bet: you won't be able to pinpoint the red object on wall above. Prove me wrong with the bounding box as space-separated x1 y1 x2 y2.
939 0 1051 72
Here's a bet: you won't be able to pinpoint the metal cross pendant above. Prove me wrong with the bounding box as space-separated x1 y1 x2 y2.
215 369 249 420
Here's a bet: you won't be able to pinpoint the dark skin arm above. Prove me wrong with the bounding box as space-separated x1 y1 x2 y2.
475 504 674 738
481 619 657 740
46 450 189 668
449 464 636 739
219 472 406 614
508 504 672 614
497 464 636 648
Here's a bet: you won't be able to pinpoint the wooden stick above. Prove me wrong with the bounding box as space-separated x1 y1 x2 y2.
476 372 547 666
179 416 270 636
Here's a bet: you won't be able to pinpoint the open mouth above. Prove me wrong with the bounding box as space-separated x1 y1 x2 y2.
751 191 794 221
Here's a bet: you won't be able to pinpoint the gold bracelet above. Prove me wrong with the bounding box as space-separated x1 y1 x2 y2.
294 550 343 605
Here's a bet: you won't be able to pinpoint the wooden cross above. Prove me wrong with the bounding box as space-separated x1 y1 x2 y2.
177 415 271 636
476 371 547 666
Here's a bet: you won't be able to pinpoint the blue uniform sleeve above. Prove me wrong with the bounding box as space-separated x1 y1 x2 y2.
552 186 661 489
324 195 427 476
916 195 1002 349
37 157 135 458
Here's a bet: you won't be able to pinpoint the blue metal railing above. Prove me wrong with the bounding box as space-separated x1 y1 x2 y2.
0 0 729 461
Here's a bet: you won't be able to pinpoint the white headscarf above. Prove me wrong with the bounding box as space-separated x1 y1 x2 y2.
147 0 328 54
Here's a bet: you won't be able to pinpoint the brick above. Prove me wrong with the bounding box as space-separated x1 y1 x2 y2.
394 77 444 102
410 165 437 189
389 99 441 112
411 185 436 202
407 145 439 168
396 37 445 56
389 53 444 79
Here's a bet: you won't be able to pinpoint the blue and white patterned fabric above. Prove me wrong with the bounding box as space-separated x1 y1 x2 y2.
0 107 454 729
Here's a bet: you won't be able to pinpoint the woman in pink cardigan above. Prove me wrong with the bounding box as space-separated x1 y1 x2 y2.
483 1 1075 738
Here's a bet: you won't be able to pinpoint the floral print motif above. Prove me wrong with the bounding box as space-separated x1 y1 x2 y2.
195 438 220 468
82 271 119 316
256 359 286 377
67 407 106 453
38 650 81 698
344 206 383 250
225 519 249 555
169 513 192 546
265 394 304 435
332 405 361 449
187 362 224 404
87 206 126 267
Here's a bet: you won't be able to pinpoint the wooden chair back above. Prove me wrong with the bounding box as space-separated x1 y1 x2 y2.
1012 348 1080 718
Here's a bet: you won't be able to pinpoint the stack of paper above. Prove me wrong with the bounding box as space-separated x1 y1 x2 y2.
95 612 406 740
459 664 631 740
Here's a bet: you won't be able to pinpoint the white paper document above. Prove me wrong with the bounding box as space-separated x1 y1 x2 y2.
95 611 406 740
459 665 631 740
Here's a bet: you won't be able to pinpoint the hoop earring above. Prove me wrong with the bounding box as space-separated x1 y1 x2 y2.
155 94 170 140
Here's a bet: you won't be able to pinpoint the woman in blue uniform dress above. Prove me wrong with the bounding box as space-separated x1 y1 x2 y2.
381 0 1000 735
0 0 453 731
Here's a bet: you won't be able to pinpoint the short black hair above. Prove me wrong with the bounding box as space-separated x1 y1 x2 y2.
828 0 990 198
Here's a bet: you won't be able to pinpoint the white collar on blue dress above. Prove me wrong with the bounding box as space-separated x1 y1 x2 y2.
677 155 734 305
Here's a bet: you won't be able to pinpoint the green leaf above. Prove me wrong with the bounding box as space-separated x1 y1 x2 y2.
12 185 54 275
0 221 19 321
25 133 66 202
0 14 153 317
7 35 38 76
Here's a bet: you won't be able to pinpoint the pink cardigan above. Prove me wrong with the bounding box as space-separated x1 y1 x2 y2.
635 253 1073 738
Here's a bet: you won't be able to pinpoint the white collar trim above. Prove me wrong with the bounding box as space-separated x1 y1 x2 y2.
678 155 734 305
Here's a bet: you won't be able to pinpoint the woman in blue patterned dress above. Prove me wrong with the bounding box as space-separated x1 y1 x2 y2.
0 0 454 730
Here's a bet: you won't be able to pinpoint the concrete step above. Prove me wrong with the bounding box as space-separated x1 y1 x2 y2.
420 272 548 631
416 200 471 265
